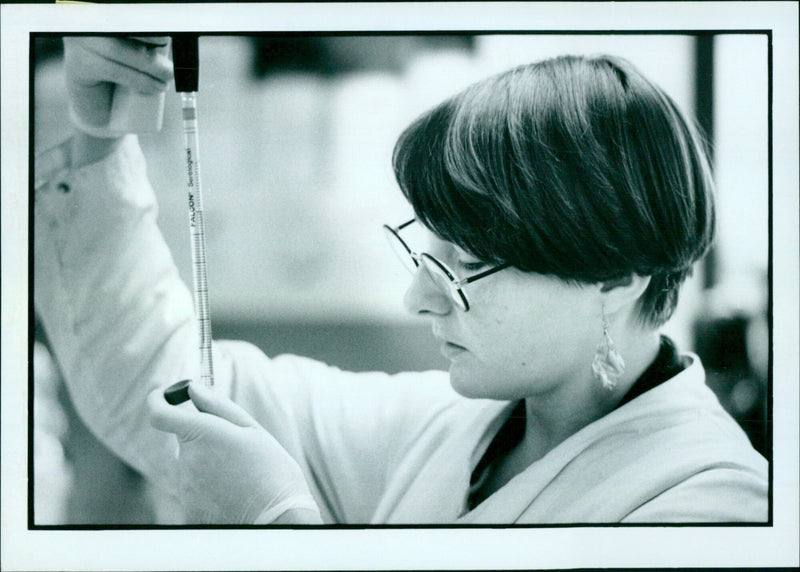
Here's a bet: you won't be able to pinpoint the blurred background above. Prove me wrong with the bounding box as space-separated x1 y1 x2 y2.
32 33 769 524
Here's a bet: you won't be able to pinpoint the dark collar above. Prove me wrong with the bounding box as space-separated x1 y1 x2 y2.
615 336 688 409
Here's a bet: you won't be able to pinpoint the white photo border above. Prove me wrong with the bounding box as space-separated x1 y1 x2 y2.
2 2 798 570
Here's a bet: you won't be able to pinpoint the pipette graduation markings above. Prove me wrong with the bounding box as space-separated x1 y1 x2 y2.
173 34 214 389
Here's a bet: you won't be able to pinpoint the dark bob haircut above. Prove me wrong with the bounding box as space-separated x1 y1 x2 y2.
392 54 715 328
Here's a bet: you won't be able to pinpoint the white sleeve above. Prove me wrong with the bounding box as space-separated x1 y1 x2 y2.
214 340 459 524
34 135 198 498
34 136 462 524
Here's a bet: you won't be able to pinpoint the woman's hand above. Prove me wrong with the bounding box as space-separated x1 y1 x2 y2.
64 36 173 130
147 382 322 525
63 36 173 166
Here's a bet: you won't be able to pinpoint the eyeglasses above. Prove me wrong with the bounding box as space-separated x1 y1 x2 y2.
382 219 510 311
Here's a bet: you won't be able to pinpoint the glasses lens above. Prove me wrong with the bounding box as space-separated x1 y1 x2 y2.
421 255 469 311
383 226 418 274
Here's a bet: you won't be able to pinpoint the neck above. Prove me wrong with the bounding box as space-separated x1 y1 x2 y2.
471 330 662 505
519 329 662 464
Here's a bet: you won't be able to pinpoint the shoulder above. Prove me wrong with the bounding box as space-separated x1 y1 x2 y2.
621 464 768 522
602 354 768 522
613 353 751 441
533 354 769 523
604 353 765 467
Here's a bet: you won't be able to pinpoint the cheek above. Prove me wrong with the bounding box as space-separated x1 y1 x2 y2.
462 280 599 372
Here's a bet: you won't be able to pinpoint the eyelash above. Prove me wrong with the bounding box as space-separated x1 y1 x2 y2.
457 260 486 273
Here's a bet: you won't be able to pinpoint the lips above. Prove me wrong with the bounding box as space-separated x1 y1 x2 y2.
440 341 468 359
434 329 468 358
432 325 467 353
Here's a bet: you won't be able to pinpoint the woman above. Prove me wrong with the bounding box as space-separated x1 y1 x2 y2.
34 36 768 524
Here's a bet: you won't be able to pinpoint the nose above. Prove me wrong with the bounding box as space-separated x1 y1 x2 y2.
403 265 452 316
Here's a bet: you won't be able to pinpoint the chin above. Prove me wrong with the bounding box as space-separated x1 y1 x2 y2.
449 363 538 401
448 367 503 400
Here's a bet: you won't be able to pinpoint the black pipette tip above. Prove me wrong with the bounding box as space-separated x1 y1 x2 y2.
172 34 199 92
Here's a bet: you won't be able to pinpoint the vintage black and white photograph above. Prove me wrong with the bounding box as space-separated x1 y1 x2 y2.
2 2 798 570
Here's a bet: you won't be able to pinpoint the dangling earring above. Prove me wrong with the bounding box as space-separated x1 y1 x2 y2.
591 306 625 390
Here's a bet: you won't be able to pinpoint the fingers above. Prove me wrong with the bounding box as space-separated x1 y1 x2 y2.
129 36 171 48
188 383 258 428
147 385 205 441
147 383 258 443
84 36 173 84
65 36 173 93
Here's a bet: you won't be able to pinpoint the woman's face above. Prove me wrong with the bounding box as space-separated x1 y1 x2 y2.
404 230 604 401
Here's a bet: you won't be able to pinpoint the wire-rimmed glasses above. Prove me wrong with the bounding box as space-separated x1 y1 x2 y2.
382 219 510 311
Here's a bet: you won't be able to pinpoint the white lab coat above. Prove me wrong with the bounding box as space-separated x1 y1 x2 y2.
34 136 768 524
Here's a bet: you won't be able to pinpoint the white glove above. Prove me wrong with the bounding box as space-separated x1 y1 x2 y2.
147 382 322 524
63 36 173 136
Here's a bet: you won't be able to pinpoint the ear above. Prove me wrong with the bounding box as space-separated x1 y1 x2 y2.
599 274 651 314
